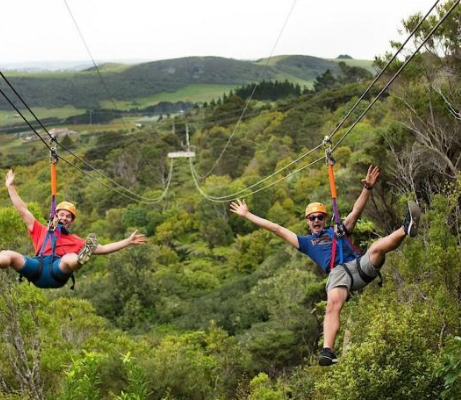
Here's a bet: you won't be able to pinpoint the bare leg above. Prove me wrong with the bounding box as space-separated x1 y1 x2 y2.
58 254 81 274
59 233 99 274
324 286 348 350
0 250 26 271
368 227 406 268
0 249 83 278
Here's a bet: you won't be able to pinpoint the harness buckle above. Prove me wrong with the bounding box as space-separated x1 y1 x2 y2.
47 217 59 233
333 223 347 238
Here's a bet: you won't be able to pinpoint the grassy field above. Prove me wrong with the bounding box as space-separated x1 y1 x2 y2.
0 118 139 169
0 106 86 128
327 58 376 72
99 84 237 109
272 71 314 88
254 55 292 66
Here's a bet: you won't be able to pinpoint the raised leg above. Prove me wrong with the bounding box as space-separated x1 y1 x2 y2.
0 250 26 271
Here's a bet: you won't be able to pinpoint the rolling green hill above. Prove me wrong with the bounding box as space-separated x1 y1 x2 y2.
257 54 342 80
0 55 373 113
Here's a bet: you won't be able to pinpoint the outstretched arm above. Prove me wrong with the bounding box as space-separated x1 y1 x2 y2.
93 230 147 255
343 165 380 233
230 199 299 248
5 169 36 231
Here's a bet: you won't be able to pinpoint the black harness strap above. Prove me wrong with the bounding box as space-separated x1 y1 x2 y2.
50 267 75 290
338 258 383 294
20 223 75 289
20 228 54 284
340 263 354 292
355 258 374 284
355 258 383 287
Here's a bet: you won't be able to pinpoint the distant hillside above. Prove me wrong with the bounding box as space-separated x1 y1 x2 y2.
328 57 376 73
257 54 341 81
0 55 374 111
84 62 131 72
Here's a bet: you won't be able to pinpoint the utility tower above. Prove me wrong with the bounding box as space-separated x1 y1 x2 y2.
168 122 195 159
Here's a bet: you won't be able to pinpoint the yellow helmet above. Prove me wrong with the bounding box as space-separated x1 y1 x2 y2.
56 201 77 220
305 202 327 217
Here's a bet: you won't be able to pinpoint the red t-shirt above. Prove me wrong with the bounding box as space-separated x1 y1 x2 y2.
29 220 85 257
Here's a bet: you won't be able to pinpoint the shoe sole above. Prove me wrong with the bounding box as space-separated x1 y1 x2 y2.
318 355 338 366
407 201 421 237
77 233 98 264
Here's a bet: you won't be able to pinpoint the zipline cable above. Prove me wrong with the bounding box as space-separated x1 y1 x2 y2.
0 71 173 204
327 0 442 141
196 0 299 179
188 0 442 200
57 152 174 204
331 0 460 151
196 0 439 181
0 84 54 152
190 0 458 202
63 0 162 179
63 0 129 132
189 153 325 203
189 142 324 200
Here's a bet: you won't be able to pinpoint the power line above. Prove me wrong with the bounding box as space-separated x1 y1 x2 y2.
331 0 460 151
189 153 325 203
63 0 129 132
197 0 300 179
0 71 173 204
189 0 456 202
58 152 174 204
189 143 323 201
192 0 438 180
62 0 161 179
327 0 443 142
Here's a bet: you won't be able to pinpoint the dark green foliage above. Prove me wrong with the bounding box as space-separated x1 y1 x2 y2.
1 8 461 399
235 80 302 101
84 246 158 331
194 126 255 178
313 69 337 92
314 297 444 400
437 336 461 399
0 57 275 110
273 55 341 81
206 94 250 127
337 61 373 83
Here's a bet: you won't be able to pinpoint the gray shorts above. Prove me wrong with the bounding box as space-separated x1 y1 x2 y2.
326 251 383 293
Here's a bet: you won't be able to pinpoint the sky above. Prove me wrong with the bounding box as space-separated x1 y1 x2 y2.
0 0 438 66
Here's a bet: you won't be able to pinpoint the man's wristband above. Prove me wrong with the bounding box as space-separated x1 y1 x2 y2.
363 184 373 190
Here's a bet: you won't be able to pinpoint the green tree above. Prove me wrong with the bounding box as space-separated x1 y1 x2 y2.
313 69 337 92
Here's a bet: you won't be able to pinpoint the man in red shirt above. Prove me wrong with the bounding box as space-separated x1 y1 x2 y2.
0 169 147 289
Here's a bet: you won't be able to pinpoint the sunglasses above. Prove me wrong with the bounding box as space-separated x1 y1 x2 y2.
306 214 325 222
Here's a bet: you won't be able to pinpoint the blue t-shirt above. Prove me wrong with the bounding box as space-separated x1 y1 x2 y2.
297 227 359 273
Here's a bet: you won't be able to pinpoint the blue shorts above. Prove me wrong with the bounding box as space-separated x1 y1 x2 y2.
19 255 72 289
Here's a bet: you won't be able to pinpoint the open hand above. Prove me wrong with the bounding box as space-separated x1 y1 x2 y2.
361 165 380 189
5 169 15 187
128 230 147 245
230 199 249 217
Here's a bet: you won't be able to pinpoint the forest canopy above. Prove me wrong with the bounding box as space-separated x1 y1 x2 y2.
0 2 461 399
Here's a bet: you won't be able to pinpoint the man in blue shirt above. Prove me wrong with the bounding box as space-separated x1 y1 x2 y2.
230 165 421 366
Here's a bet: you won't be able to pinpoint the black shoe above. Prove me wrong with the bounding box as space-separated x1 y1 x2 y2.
77 233 98 265
403 201 421 237
318 348 338 366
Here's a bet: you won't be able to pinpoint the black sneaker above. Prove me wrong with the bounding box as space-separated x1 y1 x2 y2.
403 201 421 237
77 233 98 265
318 347 338 366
